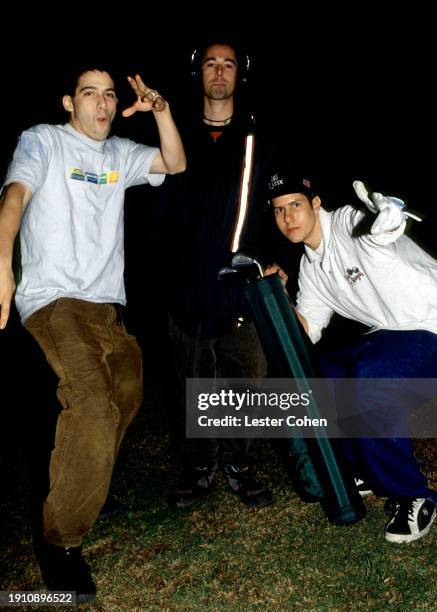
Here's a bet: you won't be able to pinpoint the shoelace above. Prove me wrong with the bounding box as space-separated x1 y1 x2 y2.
392 497 417 523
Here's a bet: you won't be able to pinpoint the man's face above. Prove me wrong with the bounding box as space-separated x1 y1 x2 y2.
201 44 238 100
63 70 117 141
272 193 322 249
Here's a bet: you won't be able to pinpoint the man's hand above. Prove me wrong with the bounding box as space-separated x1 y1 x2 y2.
121 75 185 174
353 180 381 213
122 74 166 117
353 179 411 234
353 180 406 212
0 265 15 329
264 263 288 287
353 180 421 227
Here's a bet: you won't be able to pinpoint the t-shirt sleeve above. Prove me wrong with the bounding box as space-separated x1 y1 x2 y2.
124 141 165 188
3 126 50 193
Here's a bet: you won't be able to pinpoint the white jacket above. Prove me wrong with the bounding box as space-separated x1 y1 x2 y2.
297 205 437 343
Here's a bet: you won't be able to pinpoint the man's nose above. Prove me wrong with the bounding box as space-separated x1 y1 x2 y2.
284 207 294 223
97 96 107 109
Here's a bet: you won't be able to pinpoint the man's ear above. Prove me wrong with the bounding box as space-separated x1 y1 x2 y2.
311 195 321 212
62 95 74 113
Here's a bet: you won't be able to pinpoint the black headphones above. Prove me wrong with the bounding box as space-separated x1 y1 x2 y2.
190 45 251 84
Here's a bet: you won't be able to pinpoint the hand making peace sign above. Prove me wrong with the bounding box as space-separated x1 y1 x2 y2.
122 74 166 117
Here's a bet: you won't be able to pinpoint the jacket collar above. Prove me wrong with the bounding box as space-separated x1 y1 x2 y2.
304 207 332 263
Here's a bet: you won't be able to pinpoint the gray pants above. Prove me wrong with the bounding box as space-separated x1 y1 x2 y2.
169 316 267 468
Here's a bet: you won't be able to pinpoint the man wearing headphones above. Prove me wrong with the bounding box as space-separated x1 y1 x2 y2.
167 39 274 509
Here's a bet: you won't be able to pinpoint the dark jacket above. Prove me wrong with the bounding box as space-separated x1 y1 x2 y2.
167 111 276 338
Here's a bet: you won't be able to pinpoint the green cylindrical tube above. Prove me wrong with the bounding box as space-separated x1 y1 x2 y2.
245 274 365 525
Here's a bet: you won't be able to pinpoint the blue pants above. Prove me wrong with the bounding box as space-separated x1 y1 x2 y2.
320 330 437 502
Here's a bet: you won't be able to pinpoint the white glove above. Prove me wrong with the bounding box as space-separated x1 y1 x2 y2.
353 180 421 224
353 180 380 213
353 179 408 235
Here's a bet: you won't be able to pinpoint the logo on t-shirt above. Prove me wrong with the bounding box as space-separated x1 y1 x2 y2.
345 267 365 284
69 168 119 184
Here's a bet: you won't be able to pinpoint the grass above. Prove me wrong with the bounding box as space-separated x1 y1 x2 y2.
1 399 436 611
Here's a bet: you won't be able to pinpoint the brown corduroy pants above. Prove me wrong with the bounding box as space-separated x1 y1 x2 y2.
25 298 142 547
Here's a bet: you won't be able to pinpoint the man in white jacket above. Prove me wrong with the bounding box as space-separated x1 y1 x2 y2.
267 170 437 544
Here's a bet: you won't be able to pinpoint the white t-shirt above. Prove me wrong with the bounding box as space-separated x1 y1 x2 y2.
4 123 165 322
297 205 437 343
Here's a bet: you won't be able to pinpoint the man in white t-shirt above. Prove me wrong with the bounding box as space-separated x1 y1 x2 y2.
266 170 437 545
0 67 185 601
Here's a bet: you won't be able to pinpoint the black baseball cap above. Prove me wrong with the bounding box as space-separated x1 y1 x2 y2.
267 170 315 200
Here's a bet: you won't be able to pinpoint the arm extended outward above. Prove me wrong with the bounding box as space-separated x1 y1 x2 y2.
353 180 418 244
122 74 186 175
0 182 32 329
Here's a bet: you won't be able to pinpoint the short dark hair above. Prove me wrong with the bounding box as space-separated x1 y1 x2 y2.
61 65 115 97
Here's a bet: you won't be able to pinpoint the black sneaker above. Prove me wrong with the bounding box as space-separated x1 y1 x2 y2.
97 495 126 521
384 497 397 516
34 537 96 603
385 497 436 543
169 465 217 508
223 464 273 509
354 478 373 497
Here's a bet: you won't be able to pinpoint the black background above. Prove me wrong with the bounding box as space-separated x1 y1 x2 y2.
1 12 434 216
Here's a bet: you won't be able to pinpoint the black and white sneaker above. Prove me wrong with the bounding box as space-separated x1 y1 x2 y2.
354 478 373 497
385 497 436 543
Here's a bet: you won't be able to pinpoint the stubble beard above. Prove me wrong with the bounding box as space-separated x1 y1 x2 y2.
205 83 235 101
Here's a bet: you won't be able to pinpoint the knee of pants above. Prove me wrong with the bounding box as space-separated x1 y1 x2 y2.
58 370 120 425
350 360 384 378
62 366 108 397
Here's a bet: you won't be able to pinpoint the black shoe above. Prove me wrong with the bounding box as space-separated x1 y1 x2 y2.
384 497 397 516
169 465 217 508
354 478 373 497
34 537 96 603
385 497 436 544
223 464 273 509
98 495 126 521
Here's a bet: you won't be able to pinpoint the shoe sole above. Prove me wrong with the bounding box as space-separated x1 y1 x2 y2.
358 490 373 498
385 508 436 543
